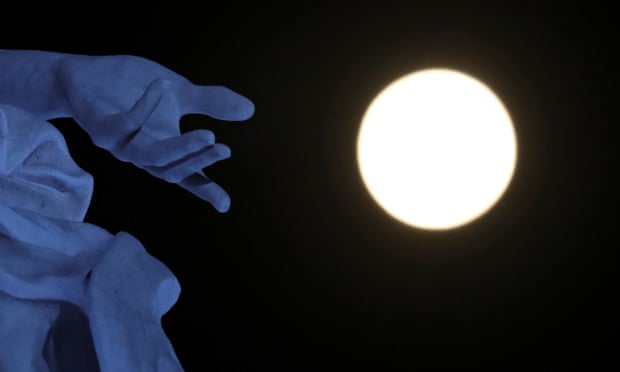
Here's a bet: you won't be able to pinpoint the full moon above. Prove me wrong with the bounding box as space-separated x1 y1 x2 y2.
356 68 517 230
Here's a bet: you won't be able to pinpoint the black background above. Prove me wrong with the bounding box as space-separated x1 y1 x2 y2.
3 2 617 370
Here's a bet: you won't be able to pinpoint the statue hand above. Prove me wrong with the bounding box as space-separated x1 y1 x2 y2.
58 54 254 212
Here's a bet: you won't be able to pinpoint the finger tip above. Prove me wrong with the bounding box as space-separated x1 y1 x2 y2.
208 183 230 212
216 196 231 213
194 130 216 146
245 99 256 118
215 144 232 159
235 98 255 121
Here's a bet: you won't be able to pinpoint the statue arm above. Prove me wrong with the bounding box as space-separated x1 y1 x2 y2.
0 49 255 212
0 49 73 119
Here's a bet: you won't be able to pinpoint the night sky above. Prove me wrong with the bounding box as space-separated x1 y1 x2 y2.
4 2 617 370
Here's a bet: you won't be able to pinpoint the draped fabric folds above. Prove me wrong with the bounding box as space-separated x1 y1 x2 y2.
0 105 184 371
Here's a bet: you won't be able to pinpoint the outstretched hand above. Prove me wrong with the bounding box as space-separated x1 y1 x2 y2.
57 54 254 212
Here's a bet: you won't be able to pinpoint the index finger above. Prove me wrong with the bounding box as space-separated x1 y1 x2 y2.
177 82 255 121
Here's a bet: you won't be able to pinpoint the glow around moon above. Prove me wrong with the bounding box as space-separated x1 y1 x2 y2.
356 69 517 230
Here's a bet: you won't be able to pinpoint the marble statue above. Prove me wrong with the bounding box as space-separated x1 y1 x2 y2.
0 49 254 371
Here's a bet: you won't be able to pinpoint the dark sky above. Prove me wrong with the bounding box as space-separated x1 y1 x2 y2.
4 2 617 370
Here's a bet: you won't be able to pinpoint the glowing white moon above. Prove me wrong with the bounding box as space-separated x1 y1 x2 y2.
356 69 517 230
